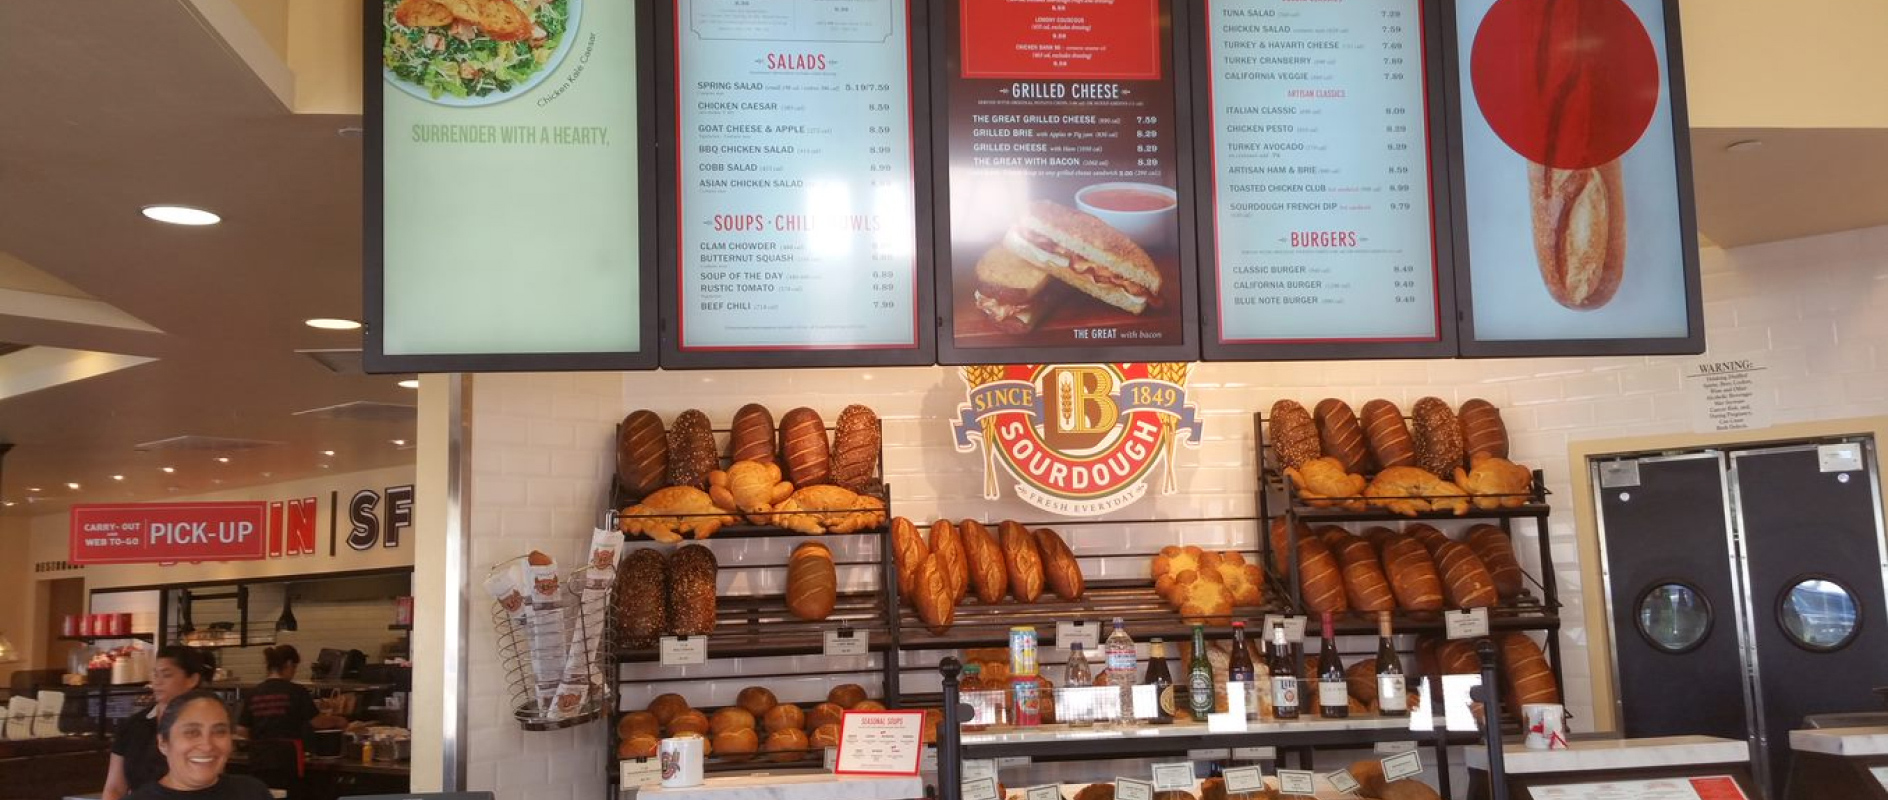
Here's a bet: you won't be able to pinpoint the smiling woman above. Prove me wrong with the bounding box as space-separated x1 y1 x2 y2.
125 690 271 800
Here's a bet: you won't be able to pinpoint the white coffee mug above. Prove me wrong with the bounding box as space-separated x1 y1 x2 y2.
658 735 706 788
1522 703 1569 750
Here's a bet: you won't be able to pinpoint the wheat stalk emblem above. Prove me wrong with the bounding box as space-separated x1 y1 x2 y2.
961 365 1007 499
1146 362 1191 494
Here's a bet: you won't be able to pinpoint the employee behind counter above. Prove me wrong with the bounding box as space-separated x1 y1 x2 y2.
239 645 319 796
105 646 217 800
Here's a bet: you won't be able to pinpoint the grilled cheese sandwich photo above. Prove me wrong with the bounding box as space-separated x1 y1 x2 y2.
1001 200 1163 315
973 246 1065 333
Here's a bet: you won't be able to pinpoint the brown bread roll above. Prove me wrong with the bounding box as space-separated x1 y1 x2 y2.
930 520 969 605
668 709 710 736
1379 780 1443 800
850 700 886 712
1405 522 1450 555
1074 785 1116 800
1459 398 1508 460
913 553 955 633
615 547 668 647
1034 527 1084 600
1380 536 1445 611
618 711 660 739
1362 399 1416 469
617 410 668 498
1268 399 1322 470
1295 535 1348 614
1315 398 1373 474
1499 632 1560 707
778 407 831 487
786 542 837 620
805 702 845 730
618 733 659 759
1466 524 1527 599
668 544 718 635
827 684 868 708
1411 397 1466 477
709 707 755 734
666 409 719 490
829 404 882 493
808 723 841 749
762 703 804 732
647 693 691 725
1319 527 1396 612
999 521 1044 603
1433 539 1499 609
727 403 776 466
735 687 777 718
1347 760 1387 797
1199 777 1228 800
889 517 929 603
712 727 759 762
959 519 1008 604
763 728 809 762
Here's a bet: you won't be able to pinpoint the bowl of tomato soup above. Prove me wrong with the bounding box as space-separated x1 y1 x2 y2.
1075 182 1178 247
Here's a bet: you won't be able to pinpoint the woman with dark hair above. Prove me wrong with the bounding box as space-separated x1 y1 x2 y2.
126 689 271 800
239 645 317 795
105 646 215 800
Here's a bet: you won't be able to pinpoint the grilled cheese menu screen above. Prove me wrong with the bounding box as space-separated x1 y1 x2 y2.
674 0 920 351
943 0 1188 353
1206 0 1440 344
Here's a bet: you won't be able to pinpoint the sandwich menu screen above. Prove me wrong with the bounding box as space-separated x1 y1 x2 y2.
1203 0 1443 348
938 0 1194 360
672 0 922 354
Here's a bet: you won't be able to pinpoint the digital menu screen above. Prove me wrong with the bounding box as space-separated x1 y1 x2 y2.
371 0 650 371
1453 0 1700 354
668 0 926 361
937 0 1198 362
1201 0 1446 353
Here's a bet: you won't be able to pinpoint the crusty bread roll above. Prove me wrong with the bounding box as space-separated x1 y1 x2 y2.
617 410 668 498
960 519 1007 604
728 403 776 466
736 686 777 718
1362 399 1416 469
762 703 804 733
713 727 759 761
1379 780 1444 800
1380 536 1445 611
1466 524 1527 599
666 409 719 490
763 728 810 762
1433 539 1499 609
827 683 868 709
829 404 882 493
1458 398 1508 460
889 517 928 603
1000 521 1044 603
778 407 831 488
1034 527 1084 600
1320 527 1396 612
809 723 841 749
709 707 755 734
618 733 659 759
786 542 837 620
1499 632 1560 708
668 709 710 736
850 700 886 712
930 520 969 606
668 544 718 635
913 553 955 633
1073 784 1116 800
615 547 668 647
1412 397 1466 477
805 702 845 730
647 693 691 725
617 711 660 740
1315 398 1373 474
1269 399 1321 470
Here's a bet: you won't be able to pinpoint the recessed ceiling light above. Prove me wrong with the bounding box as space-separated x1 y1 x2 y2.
26 487 39 492
304 318 362 331
66 482 80 490
322 450 336 457
2 501 12 507
214 457 231 463
140 205 221 226
391 439 407 446
161 467 176 474
112 475 125 481
397 378 420 389
1726 139 1764 153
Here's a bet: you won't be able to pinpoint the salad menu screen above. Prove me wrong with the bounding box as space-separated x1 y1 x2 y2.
938 0 1196 361
1203 0 1443 347
672 0 923 354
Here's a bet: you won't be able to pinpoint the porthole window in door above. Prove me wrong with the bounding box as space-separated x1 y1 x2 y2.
1635 582 1712 654
1778 576 1861 652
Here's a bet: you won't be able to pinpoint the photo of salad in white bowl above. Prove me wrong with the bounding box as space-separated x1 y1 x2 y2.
383 0 581 106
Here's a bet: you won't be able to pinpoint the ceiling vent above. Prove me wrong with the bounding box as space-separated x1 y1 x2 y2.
292 401 417 423
297 348 363 375
133 435 283 453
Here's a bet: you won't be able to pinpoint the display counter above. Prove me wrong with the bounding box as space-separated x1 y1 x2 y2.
623 771 922 800
1466 735 1754 799
1785 725 1888 799
0 736 111 800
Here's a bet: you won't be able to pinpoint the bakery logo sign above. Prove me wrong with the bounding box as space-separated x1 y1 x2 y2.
954 363 1202 516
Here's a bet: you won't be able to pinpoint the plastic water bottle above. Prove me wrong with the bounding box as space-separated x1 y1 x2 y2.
1104 617 1137 724
1064 642 1094 727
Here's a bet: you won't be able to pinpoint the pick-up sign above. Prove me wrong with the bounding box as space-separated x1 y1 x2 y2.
70 503 270 564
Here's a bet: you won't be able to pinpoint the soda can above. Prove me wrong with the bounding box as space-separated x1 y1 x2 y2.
1010 677 1041 727
1009 626 1039 676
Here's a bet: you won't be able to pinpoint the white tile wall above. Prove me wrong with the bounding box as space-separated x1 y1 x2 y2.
460 226 1888 799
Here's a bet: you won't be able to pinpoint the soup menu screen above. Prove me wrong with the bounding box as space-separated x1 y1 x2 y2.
939 0 1193 358
672 0 922 353
1203 0 1443 346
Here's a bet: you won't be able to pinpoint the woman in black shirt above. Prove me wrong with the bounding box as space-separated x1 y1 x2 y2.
125 689 271 800
238 645 317 794
106 646 214 800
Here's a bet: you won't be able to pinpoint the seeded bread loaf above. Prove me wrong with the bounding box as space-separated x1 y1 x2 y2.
1411 397 1466 477
829 404 881 492
668 544 718 636
1269 399 1322 470
666 409 719 490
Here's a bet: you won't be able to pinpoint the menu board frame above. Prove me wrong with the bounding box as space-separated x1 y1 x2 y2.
362 0 661 374
1444 0 1704 358
654 0 938 369
1191 0 1459 362
931 0 1204 366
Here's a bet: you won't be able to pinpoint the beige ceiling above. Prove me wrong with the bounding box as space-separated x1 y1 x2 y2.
1 0 1883 518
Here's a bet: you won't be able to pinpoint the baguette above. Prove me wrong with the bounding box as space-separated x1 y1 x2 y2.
829 404 881 493
1361 399 1416 469
1315 398 1373 475
1530 160 1627 310
727 403 776 466
1268 399 1322 470
785 542 837 620
1466 524 1527 599
1034 527 1084 600
889 517 929 603
1433 539 1499 609
668 544 718 636
930 519 969 606
1411 397 1465 477
1458 398 1509 460
778 407 831 487
1379 536 1445 611
960 519 1008 604
1319 527 1396 612
617 410 668 499
666 409 719 490
1000 520 1044 603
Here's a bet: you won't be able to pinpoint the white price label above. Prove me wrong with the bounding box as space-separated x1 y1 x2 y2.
1382 750 1424 782
658 635 707 666
1224 766 1266 794
964 759 998 782
1445 608 1490 640
1026 786 1062 800
962 777 1001 800
1131 684 1159 719
997 756 1032 768
922 747 939 773
1057 620 1097 651
1233 747 1276 760
824 747 837 772
619 758 660 788
1261 615 1308 642
824 628 868 656
1328 769 1362 794
1187 749 1231 761
1208 711 1248 733
1374 741 1418 755
1115 778 1155 800
1153 762 1195 790
1277 770 1317 795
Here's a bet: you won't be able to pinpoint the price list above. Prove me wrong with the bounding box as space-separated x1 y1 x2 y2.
1207 0 1439 343
675 0 918 350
